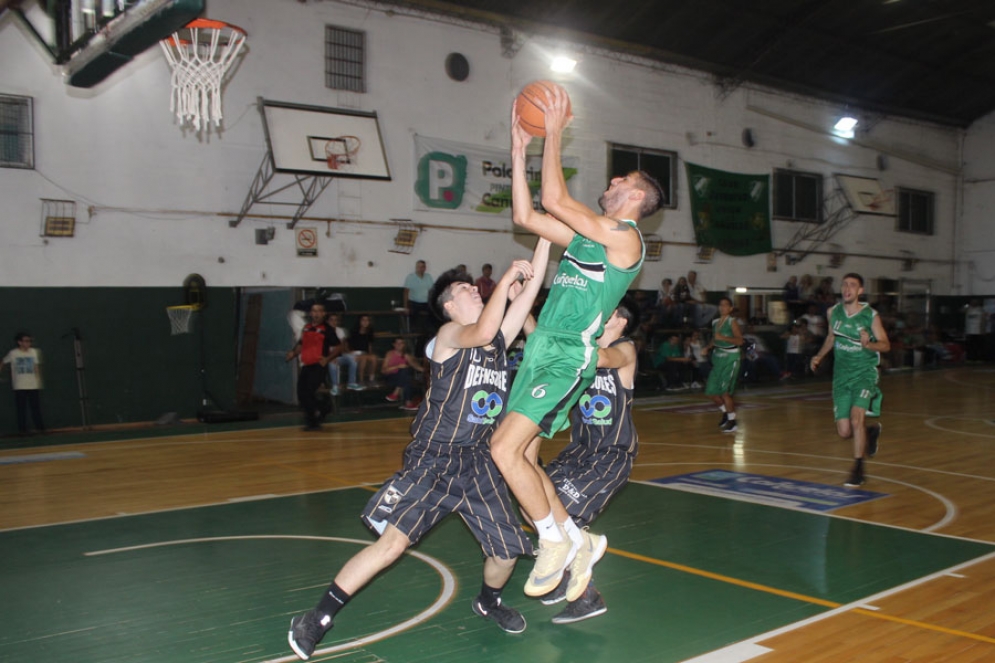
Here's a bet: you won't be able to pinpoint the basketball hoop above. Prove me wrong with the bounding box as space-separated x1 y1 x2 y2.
325 136 362 170
166 304 203 335
160 18 247 131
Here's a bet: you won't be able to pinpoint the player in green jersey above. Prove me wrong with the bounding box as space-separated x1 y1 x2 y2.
703 297 744 433
491 85 664 599
810 273 890 487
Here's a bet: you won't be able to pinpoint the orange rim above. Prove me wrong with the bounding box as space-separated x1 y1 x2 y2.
183 17 247 35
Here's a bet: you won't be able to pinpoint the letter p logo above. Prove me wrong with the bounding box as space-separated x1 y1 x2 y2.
415 152 466 209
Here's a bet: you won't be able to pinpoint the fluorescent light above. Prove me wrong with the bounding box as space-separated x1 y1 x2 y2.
735 287 748 293
834 116 858 138
550 56 577 73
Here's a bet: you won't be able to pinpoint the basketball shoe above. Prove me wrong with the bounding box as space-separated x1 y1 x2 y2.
288 609 331 661
565 529 607 602
471 597 526 634
524 535 577 597
551 586 607 624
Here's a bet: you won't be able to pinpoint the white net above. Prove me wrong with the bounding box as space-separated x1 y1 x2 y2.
160 19 247 131
166 305 200 335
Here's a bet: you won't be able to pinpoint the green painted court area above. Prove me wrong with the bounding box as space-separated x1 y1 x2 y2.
2 483 992 663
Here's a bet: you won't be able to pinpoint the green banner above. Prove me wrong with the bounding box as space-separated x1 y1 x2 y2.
685 162 771 256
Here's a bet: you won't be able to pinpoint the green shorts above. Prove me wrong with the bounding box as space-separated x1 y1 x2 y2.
704 349 740 396
833 377 882 420
507 331 597 438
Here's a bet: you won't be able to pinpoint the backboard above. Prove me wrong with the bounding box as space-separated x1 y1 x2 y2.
834 174 895 216
260 99 391 180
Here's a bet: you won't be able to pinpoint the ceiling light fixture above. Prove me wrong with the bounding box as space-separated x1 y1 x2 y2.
550 55 577 73
833 116 858 138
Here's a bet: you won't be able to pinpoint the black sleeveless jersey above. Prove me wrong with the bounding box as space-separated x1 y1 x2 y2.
410 331 509 448
565 338 637 458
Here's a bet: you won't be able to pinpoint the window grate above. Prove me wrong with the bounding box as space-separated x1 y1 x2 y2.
325 25 365 93
0 94 34 169
897 188 934 235
773 169 822 222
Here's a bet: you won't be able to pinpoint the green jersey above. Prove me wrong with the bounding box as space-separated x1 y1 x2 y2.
536 221 644 344
828 303 880 381
711 316 739 354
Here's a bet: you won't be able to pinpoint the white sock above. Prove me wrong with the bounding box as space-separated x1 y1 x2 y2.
720 405 727 413
728 412 737 421
535 513 563 542
560 517 584 547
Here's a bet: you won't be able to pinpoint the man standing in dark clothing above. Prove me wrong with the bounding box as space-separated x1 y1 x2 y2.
286 303 339 430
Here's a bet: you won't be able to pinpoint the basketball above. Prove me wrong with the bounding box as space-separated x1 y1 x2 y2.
514 80 570 137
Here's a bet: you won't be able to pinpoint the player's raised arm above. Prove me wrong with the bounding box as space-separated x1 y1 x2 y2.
536 85 651 267
435 260 534 356
510 106 575 247
501 237 551 341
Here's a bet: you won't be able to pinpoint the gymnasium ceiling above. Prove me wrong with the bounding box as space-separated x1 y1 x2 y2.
4 1 995 127
371 0 995 128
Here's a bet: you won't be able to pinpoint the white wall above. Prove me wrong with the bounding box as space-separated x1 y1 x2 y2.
0 0 977 294
962 112 995 295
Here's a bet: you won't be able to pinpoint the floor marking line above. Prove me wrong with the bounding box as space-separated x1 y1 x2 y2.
851 607 995 644
84 534 456 662
608 547 840 608
691 549 995 655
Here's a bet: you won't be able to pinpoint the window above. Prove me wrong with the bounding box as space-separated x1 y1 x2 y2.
773 169 822 222
608 144 677 210
0 94 33 169
325 25 365 92
896 187 934 235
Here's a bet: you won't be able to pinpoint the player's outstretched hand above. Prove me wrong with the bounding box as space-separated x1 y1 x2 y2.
535 83 573 136
506 259 534 284
511 105 533 152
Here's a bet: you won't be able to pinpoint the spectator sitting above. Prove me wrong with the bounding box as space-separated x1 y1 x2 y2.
349 314 379 386
381 337 423 411
326 313 365 394
654 333 691 391
800 303 827 353
684 329 708 388
655 278 679 328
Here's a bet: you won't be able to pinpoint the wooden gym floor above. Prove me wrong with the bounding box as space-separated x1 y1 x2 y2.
1 366 994 662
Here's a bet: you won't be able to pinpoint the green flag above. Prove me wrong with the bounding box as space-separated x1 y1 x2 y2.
685 162 771 256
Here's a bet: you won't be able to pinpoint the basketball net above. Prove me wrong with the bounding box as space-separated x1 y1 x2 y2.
166 304 202 335
325 136 362 170
160 19 247 131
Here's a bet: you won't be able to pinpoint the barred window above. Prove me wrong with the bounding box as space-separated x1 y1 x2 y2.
325 25 365 92
773 169 822 222
608 144 677 210
896 188 934 235
0 94 34 169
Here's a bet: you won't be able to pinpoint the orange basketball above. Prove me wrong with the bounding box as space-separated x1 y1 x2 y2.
515 80 571 137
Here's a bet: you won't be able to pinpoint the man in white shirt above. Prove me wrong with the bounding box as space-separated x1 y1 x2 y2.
2 332 45 435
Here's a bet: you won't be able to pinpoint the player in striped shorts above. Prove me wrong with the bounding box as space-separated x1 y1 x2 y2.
541 301 639 623
288 240 550 660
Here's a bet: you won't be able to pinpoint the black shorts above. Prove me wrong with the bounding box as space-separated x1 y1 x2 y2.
545 451 633 527
363 440 532 559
